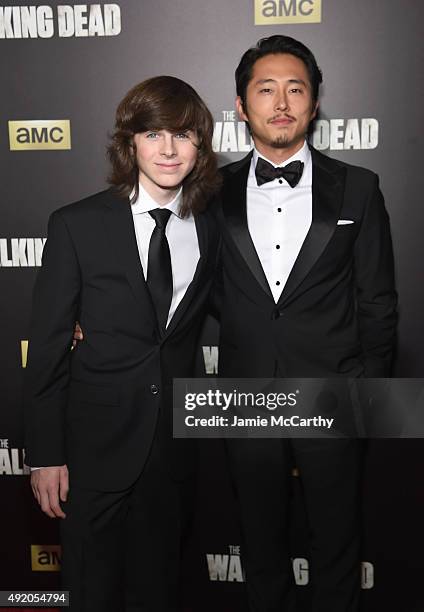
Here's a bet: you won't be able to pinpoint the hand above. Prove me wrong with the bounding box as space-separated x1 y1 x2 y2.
72 321 83 348
31 465 69 518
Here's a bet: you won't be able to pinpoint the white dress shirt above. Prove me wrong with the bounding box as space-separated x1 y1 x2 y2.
131 183 200 326
247 140 312 302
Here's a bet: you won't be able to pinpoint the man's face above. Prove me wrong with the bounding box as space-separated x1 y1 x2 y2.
236 53 318 162
133 129 198 203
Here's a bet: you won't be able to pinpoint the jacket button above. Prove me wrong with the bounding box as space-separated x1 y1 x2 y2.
271 308 283 320
150 384 159 395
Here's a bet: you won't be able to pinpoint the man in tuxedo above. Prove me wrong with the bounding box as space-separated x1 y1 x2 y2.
216 36 397 611
24 76 220 612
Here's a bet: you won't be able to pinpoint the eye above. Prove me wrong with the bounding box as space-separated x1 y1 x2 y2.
145 132 159 139
289 88 303 94
259 88 272 94
174 132 191 139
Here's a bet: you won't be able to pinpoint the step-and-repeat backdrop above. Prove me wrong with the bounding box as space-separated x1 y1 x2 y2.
1 1 423 610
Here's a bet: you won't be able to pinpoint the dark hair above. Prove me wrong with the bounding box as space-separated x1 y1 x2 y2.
235 35 323 108
108 76 220 217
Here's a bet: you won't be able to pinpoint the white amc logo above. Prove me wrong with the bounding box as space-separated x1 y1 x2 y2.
8 120 71 150
255 0 322 24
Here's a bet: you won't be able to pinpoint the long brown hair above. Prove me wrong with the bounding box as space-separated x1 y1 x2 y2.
108 76 220 217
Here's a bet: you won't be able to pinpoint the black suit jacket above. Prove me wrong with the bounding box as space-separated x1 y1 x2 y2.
24 188 220 491
215 147 397 378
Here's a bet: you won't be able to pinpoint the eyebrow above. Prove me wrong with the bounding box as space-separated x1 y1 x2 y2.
254 78 307 87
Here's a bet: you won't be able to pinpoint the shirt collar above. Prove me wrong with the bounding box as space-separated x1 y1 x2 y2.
130 183 183 218
252 139 311 169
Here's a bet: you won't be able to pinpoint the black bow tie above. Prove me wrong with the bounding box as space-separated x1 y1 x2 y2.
255 157 304 188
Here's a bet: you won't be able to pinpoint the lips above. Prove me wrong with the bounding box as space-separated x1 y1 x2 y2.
155 163 182 170
269 116 294 126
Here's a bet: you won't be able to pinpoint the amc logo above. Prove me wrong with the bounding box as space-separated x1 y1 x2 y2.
31 544 61 571
255 0 322 24
8 120 71 150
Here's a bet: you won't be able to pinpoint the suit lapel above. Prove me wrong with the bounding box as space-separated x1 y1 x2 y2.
222 152 273 299
102 189 157 319
277 148 346 306
164 210 209 338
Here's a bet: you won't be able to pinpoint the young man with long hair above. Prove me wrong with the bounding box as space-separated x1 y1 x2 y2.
24 76 220 612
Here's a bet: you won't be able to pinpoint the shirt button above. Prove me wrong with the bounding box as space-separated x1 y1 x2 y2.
150 384 159 395
279 179 283 184
277 208 282 212
276 281 281 286
276 245 280 249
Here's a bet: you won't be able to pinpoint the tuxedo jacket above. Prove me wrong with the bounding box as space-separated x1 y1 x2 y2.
215 147 397 378
24 188 220 491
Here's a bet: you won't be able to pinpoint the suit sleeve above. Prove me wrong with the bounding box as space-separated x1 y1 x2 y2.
24 210 81 466
354 174 398 376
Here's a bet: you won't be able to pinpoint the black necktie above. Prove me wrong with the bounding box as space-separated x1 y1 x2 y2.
147 208 173 332
255 157 304 188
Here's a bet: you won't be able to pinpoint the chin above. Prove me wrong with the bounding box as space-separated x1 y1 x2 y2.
157 180 182 190
269 136 291 149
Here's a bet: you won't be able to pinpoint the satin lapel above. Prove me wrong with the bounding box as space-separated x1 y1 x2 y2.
277 149 347 306
164 211 209 338
222 152 273 298
102 189 156 318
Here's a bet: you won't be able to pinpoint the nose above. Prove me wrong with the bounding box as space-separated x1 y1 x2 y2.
274 89 289 112
160 133 177 157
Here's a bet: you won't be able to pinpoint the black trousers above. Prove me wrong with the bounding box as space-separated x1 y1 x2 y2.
60 437 195 612
225 437 362 612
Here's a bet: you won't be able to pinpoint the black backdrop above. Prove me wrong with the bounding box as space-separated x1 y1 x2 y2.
1 1 423 610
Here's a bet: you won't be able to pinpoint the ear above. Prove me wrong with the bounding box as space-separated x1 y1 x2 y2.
236 96 248 122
